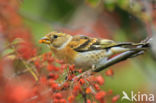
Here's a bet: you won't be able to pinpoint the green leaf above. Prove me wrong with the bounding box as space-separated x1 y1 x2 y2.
103 0 116 11
6 55 16 60
2 48 15 56
117 0 129 8
86 0 100 7
11 38 24 45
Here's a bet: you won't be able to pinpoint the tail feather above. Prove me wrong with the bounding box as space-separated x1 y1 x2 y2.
108 37 151 58
117 37 151 49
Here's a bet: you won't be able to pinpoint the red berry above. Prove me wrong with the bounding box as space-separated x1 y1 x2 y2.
79 79 85 85
95 91 106 100
87 99 91 103
96 75 104 85
105 69 114 76
54 93 62 99
112 95 120 103
94 84 100 91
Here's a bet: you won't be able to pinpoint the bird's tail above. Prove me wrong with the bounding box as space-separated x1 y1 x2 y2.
108 37 152 58
140 37 152 48
117 37 151 49
124 37 152 58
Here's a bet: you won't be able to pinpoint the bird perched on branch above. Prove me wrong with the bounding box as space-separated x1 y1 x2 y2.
40 32 150 71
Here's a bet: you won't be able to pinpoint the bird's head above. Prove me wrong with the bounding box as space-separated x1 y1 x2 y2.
39 32 72 49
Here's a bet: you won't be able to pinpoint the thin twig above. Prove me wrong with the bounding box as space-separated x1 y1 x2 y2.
81 90 87 103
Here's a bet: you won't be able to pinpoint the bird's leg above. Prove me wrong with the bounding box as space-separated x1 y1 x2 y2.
91 65 96 71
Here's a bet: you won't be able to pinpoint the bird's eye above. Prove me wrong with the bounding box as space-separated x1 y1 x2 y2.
53 35 58 39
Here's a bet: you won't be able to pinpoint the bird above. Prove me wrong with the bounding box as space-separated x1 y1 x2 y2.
39 31 149 71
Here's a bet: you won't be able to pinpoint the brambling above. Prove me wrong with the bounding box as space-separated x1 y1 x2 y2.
40 32 149 71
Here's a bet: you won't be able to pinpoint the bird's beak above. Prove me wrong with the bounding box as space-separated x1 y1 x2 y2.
39 36 51 44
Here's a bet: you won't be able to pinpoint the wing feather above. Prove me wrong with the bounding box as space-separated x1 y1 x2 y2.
69 35 138 52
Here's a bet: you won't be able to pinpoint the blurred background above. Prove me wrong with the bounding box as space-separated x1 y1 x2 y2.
20 0 156 102
0 0 156 103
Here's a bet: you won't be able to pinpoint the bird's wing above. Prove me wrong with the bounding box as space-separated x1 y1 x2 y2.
68 35 128 52
67 35 96 52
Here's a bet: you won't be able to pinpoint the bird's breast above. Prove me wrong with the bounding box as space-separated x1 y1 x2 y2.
50 46 77 64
